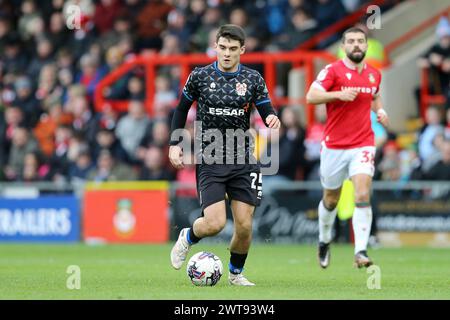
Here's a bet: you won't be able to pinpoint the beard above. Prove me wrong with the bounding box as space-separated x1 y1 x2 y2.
347 50 366 63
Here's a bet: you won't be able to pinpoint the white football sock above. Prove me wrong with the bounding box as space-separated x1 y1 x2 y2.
352 206 373 254
318 200 337 244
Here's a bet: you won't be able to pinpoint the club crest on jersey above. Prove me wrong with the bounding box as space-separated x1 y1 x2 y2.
368 73 375 83
346 73 352 80
317 68 328 81
209 82 216 91
236 82 247 96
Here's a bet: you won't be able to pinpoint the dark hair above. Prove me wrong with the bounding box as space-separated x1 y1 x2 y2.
216 24 246 47
98 127 115 135
341 27 367 43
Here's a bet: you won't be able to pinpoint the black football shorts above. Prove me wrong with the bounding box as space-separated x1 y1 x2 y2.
196 163 262 210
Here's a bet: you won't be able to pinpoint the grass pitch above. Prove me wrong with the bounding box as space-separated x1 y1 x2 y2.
0 243 449 300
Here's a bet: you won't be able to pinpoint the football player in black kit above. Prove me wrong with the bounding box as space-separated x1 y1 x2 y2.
169 24 280 286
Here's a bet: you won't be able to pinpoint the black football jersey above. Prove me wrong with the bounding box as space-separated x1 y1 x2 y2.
183 61 271 163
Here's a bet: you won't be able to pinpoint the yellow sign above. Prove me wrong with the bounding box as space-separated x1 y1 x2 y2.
337 179 355 220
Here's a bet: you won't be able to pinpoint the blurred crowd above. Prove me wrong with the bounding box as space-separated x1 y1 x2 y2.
0 0 447 186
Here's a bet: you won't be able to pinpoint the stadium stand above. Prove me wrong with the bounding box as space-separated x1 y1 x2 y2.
0 0 447 186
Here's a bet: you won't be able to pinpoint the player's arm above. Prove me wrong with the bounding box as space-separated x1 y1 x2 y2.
256 101 280 129
254 74 280 129
371 94 389 128
306 84 358 105
306 66 358 105
169 72 198 169
168 94 194 169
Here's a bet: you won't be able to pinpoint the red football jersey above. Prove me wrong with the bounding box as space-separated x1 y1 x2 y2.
312 59 381 149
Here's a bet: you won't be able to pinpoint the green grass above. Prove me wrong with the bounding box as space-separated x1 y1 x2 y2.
0 243 449 299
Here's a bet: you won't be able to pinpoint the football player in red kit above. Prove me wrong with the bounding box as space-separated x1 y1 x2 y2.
306 27 389 268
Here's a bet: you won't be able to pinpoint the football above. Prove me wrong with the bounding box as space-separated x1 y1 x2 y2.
186 251 223 286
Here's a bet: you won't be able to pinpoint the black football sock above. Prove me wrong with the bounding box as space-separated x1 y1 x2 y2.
187 226 201 245
229 252 248 274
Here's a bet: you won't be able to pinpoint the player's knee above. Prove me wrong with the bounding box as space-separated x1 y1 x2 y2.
323 197 339 211
235 221 252 239
205 217 226 235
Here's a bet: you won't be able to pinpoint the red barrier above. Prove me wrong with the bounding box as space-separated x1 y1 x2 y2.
297 0 387 50
384 6 450 117
385 6 450 57
94 51 336 126
395 7 450 116
420 67 447 118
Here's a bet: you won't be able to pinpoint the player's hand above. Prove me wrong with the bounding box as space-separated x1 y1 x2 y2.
376 109 389 128
338 88 359 102
442 58 450 72
429 53 443 67
417 57 430 68
169 145 184 169
266 114 280 129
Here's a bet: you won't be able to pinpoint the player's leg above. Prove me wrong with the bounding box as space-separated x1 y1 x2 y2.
171 165 227 270
229 200 253 255
170 200 227 269
350 173 374 268
320 188 342 243
192 200 227 238
228 200 255 286
225 165 261 286
318 187 341 268
317 145 348 268
349 146 376 268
